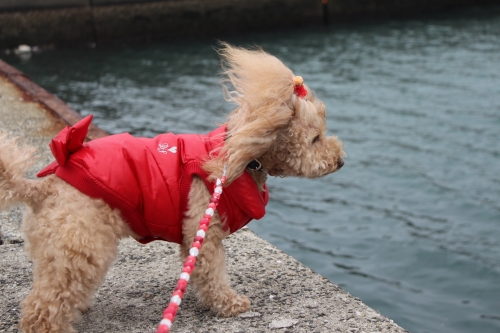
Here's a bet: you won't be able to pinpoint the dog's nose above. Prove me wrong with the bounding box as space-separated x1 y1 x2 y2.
337 158 344 169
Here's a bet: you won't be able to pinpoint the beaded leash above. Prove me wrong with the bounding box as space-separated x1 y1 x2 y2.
155 165 228 333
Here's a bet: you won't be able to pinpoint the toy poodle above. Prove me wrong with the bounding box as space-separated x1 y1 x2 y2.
0 43 345 333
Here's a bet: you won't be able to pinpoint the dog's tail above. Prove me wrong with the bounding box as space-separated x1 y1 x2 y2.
0 133 43 209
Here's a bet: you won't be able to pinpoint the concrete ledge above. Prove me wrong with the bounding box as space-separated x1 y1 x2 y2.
92 0 320 42
0 0 88 11
0 61 409 332
0 0 321 47
2 0 500 47
0 7 95 47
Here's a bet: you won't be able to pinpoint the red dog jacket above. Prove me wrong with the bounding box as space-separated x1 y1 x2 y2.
38 115 269 244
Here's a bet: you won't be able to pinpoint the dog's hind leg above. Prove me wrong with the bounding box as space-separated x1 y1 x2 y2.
19 178 131 333
180 176 250 317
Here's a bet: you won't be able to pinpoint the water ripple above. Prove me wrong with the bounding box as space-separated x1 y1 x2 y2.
333 263 423 293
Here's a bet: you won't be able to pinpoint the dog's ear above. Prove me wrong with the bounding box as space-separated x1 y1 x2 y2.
223 105 294 184
203 43 297 184
203 102 294 184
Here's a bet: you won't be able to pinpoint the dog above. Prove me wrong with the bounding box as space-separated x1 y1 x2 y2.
0 43 345 333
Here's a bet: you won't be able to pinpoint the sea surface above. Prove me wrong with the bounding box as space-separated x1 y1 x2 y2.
4 6 500 333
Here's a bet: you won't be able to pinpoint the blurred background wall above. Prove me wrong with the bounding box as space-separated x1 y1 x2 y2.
1 0 500 49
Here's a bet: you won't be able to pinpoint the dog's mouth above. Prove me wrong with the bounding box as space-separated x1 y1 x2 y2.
266 158 344 177
267 169 280 177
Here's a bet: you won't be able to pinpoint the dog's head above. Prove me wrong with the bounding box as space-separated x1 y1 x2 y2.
204 43 345 186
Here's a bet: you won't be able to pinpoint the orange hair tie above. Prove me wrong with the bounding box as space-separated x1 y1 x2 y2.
293 76 307 98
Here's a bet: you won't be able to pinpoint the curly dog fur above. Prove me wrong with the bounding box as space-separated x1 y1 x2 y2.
0 43 345 333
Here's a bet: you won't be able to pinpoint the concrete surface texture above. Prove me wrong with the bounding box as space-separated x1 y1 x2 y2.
2 0 500 47
0 0 162 10
0 62 409 332
0 0 88 10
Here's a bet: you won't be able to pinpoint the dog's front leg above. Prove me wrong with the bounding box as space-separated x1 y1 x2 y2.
180 176 250 317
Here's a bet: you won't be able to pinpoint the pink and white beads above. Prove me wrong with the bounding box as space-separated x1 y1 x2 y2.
155 166 227 333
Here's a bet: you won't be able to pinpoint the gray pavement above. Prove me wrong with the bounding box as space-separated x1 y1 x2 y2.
0 65 409 333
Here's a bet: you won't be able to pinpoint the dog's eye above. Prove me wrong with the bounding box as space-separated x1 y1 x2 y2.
312 135 320 144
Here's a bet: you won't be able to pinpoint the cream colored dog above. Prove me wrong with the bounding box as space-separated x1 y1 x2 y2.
0 43 345 333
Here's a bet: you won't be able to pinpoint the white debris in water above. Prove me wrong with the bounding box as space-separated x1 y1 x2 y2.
14 45 31 54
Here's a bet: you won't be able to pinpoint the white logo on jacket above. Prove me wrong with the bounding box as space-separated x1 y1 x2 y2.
157 143 177 154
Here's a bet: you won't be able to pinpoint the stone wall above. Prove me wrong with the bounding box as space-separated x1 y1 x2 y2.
0 0 499 47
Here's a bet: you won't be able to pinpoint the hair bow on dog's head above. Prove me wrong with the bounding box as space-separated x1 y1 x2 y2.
293 76 308 98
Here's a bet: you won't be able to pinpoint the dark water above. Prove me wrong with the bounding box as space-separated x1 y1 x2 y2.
4 6 500 333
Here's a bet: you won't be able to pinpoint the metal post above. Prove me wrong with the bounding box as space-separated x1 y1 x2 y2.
322 0 329 26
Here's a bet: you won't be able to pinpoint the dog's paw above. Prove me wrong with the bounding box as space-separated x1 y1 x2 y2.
214 293 250 317
19 315 78 333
